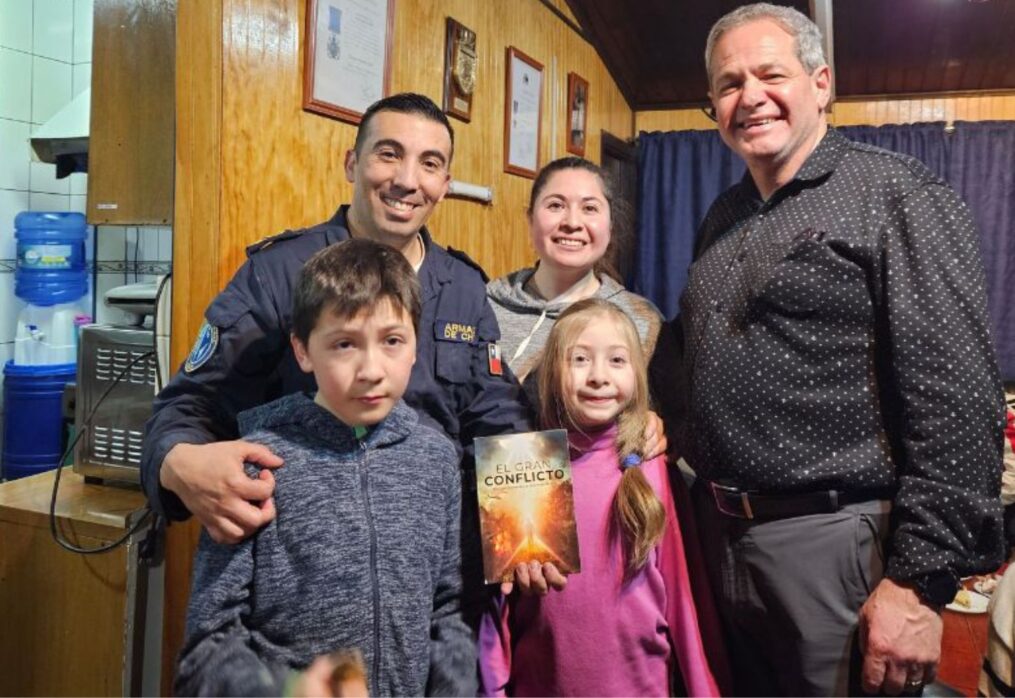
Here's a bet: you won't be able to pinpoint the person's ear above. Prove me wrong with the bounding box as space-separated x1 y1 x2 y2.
344 149 358 184
813 65 832 111
291 333 314 373
435 170 450 203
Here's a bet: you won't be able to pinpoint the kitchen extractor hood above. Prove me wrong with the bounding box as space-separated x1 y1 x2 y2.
30 88 89 177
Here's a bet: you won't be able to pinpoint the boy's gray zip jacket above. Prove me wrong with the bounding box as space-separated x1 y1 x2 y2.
174 392 475 696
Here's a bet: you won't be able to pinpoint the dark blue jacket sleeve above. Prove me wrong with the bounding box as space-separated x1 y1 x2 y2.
141 257 289 519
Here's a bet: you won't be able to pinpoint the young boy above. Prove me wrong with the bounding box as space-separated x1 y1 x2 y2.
174 239 475 696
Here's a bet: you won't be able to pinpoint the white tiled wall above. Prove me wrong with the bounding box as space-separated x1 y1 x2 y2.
94 225 173 326
0 0 172 466
0 0 87 285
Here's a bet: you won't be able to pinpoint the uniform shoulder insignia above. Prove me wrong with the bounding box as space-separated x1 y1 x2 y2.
184 321 219 373
446 246 489 283
246 229 304 256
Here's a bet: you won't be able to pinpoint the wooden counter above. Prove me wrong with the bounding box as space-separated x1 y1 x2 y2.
0 468 151 696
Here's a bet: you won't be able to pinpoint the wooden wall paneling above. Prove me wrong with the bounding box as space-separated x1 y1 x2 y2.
220 0 357 279
637 94 1015 131
200 0 632 283
635 108 715 133
386 0 633 279
164 1 224 693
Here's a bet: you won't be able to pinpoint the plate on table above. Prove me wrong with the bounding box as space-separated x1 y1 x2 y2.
973 575 1001 597
945 589 990 614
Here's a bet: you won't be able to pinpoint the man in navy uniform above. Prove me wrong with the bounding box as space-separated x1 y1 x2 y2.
142 93 532 551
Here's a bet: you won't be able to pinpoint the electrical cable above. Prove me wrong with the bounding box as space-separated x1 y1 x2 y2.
49 268 172 553
49 348 156 554
133 229 140 283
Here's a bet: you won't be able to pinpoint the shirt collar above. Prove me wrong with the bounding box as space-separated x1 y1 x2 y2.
794 127 849 182
737 127 848 204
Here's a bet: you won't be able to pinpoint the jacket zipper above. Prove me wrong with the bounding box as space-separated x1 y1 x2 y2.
359 440 382 692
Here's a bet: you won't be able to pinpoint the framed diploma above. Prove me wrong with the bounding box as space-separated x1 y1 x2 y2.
503 47 543 179
565 72 589 157
303 0 394 124
442 18 476 122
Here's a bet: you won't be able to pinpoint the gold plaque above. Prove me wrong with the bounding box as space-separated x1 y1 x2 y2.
443 18 476 122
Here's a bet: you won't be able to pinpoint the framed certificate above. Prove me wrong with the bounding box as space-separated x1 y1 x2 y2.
566 72 589 156
503 47 543 179
302 0 394 124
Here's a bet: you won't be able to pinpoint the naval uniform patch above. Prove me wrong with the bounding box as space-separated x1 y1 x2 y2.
184 321 219 373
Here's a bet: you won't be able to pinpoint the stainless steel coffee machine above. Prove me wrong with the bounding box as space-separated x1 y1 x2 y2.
73 279 171 483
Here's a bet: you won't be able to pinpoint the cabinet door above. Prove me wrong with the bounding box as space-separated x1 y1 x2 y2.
88 0 176 225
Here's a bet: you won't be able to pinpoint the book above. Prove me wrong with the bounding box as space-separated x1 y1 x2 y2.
474 429 581 584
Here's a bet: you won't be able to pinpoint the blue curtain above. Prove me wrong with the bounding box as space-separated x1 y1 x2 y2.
633 121 1015 379
837 122 950 180
632 130 744 320
944 122 1015 381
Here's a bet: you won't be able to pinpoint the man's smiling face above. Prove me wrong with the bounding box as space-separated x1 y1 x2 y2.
709 18 830 195
344 110 452 253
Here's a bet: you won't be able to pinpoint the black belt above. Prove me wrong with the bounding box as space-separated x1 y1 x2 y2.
708 481 895 520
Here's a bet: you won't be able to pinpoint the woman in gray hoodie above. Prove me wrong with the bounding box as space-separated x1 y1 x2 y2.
487 156 662 403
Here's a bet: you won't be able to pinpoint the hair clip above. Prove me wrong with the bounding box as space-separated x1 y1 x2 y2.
621 454 642 470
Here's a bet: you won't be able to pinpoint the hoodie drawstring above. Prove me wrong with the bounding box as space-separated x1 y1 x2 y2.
512 308 549 364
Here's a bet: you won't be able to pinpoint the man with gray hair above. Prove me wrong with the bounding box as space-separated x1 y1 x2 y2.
667 3 1006 695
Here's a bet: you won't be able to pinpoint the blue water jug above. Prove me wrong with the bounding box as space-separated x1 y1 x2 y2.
1 361 76 480
14 211 88 306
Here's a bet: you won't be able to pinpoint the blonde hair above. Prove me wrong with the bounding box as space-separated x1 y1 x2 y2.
538 298 665 574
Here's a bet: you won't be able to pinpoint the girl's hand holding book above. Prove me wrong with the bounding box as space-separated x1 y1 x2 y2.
501 560 568 596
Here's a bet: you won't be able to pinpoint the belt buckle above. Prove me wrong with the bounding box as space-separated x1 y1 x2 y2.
710 482 755 520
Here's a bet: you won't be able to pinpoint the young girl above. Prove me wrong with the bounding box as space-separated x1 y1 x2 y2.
479 299 722 697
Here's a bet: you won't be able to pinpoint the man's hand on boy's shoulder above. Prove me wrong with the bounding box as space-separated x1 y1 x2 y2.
161 440 284 544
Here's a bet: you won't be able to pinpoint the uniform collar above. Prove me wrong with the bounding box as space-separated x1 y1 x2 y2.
417 227 453 302
326 205 353 246
330 204 448 299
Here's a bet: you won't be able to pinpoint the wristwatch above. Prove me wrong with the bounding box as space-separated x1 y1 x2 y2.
912 570 960 608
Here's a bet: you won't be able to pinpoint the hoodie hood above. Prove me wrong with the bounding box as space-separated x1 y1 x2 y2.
486 267 628 320
237 392 418 451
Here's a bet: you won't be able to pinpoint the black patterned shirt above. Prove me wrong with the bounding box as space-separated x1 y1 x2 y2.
678 128 1006 583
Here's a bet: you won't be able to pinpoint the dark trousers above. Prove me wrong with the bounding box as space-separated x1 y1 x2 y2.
693 482 892 696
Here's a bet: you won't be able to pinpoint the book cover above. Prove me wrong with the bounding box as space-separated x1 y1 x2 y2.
474 429 581 584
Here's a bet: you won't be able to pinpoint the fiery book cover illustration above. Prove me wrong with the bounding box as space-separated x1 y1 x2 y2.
474 429 581 584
